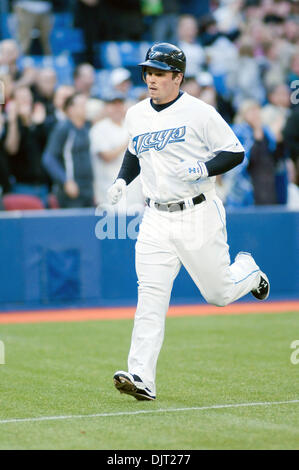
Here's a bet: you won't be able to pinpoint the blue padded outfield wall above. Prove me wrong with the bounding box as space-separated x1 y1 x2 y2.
0 207 298 311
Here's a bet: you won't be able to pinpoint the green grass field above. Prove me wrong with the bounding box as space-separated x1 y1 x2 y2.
0 311 299 450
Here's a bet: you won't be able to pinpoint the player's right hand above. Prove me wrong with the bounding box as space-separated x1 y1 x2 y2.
175 160 208 182
107 178 126 205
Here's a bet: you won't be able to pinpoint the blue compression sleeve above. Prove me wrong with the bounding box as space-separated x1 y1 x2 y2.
205 151 244 176
117 149 141 185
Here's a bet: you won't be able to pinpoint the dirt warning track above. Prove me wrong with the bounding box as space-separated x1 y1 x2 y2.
0 301 298 324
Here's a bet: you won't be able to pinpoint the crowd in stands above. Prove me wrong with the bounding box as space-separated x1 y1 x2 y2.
0 0 298 212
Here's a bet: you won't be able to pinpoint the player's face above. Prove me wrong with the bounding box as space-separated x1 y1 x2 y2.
145 67 182 104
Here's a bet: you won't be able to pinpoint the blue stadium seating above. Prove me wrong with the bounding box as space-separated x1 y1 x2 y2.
0 12 82 55
0 13 15 39
18 54 74 85
99 41 151 68
53 12 73 29
95 69 113 98
50 28 84 55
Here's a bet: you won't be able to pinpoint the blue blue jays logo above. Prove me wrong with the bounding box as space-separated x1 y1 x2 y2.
133 126 186 155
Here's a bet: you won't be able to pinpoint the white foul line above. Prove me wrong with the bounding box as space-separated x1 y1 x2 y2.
0 399 298 425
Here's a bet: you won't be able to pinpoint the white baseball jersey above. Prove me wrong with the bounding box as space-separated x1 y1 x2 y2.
125 92 244 203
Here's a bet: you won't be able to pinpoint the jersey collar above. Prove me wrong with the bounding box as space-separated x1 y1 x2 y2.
150 91 184 112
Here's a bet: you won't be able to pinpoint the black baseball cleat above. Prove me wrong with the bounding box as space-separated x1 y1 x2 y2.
113 371 156 401
251 272 270 300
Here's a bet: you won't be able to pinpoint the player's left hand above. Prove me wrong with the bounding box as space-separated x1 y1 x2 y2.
175 160 208 182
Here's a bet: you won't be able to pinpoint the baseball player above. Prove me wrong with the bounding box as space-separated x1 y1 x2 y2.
107 43 270 401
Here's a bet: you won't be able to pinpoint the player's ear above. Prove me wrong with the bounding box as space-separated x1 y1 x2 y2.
174 72 183 85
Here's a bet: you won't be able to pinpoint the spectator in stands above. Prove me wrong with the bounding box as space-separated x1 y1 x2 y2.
197 12 241 47
144 0 180 44
0 73 14 111
213 0 244 34
89 92 143 212
0 105 11 195
289 0 299 19
243 0 264 23
243 18 272 55
13 0 53 55
180 72 235 124
287 47 299 86
0 39 37 88
283 16 299 46
52 84 75 122
0 39 22 80
286 158 299 209
261 39 289 91
196 71 235 124
102 0 144 41
261 83 291 139
73 63 96 98
283 103 299 186
177 14 205 77
261 81 291 205
226 36 266 108
255 13 296 84
197 14 239 96
110 68 132 96
110 67 130 90
263 9 288 40
110 67 142 105
156 0 179 43
0 147 11 195
141 0 163 41
85 97 105 125
42 92 94 208
41 84 75 134
231 99 286 206
32 67 57 117
3 86 51 206
73 0 103 66
181 76 201 98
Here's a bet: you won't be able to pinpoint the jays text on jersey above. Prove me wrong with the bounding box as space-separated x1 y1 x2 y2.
126 92 244 203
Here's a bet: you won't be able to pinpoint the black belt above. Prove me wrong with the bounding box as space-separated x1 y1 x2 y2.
145 193 206 212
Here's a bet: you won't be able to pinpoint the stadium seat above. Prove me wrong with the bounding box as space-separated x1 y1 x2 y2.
17 54 74 86
53 13 73 29
2 194 45 211
50 28 85 55
99 41 151 68
0 13 16 39
95 69 113 98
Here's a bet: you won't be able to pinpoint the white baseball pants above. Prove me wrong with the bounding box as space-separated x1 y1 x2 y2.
128 189 261 394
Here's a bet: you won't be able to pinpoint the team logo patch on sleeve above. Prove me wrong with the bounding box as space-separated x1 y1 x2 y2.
133 126 186 155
